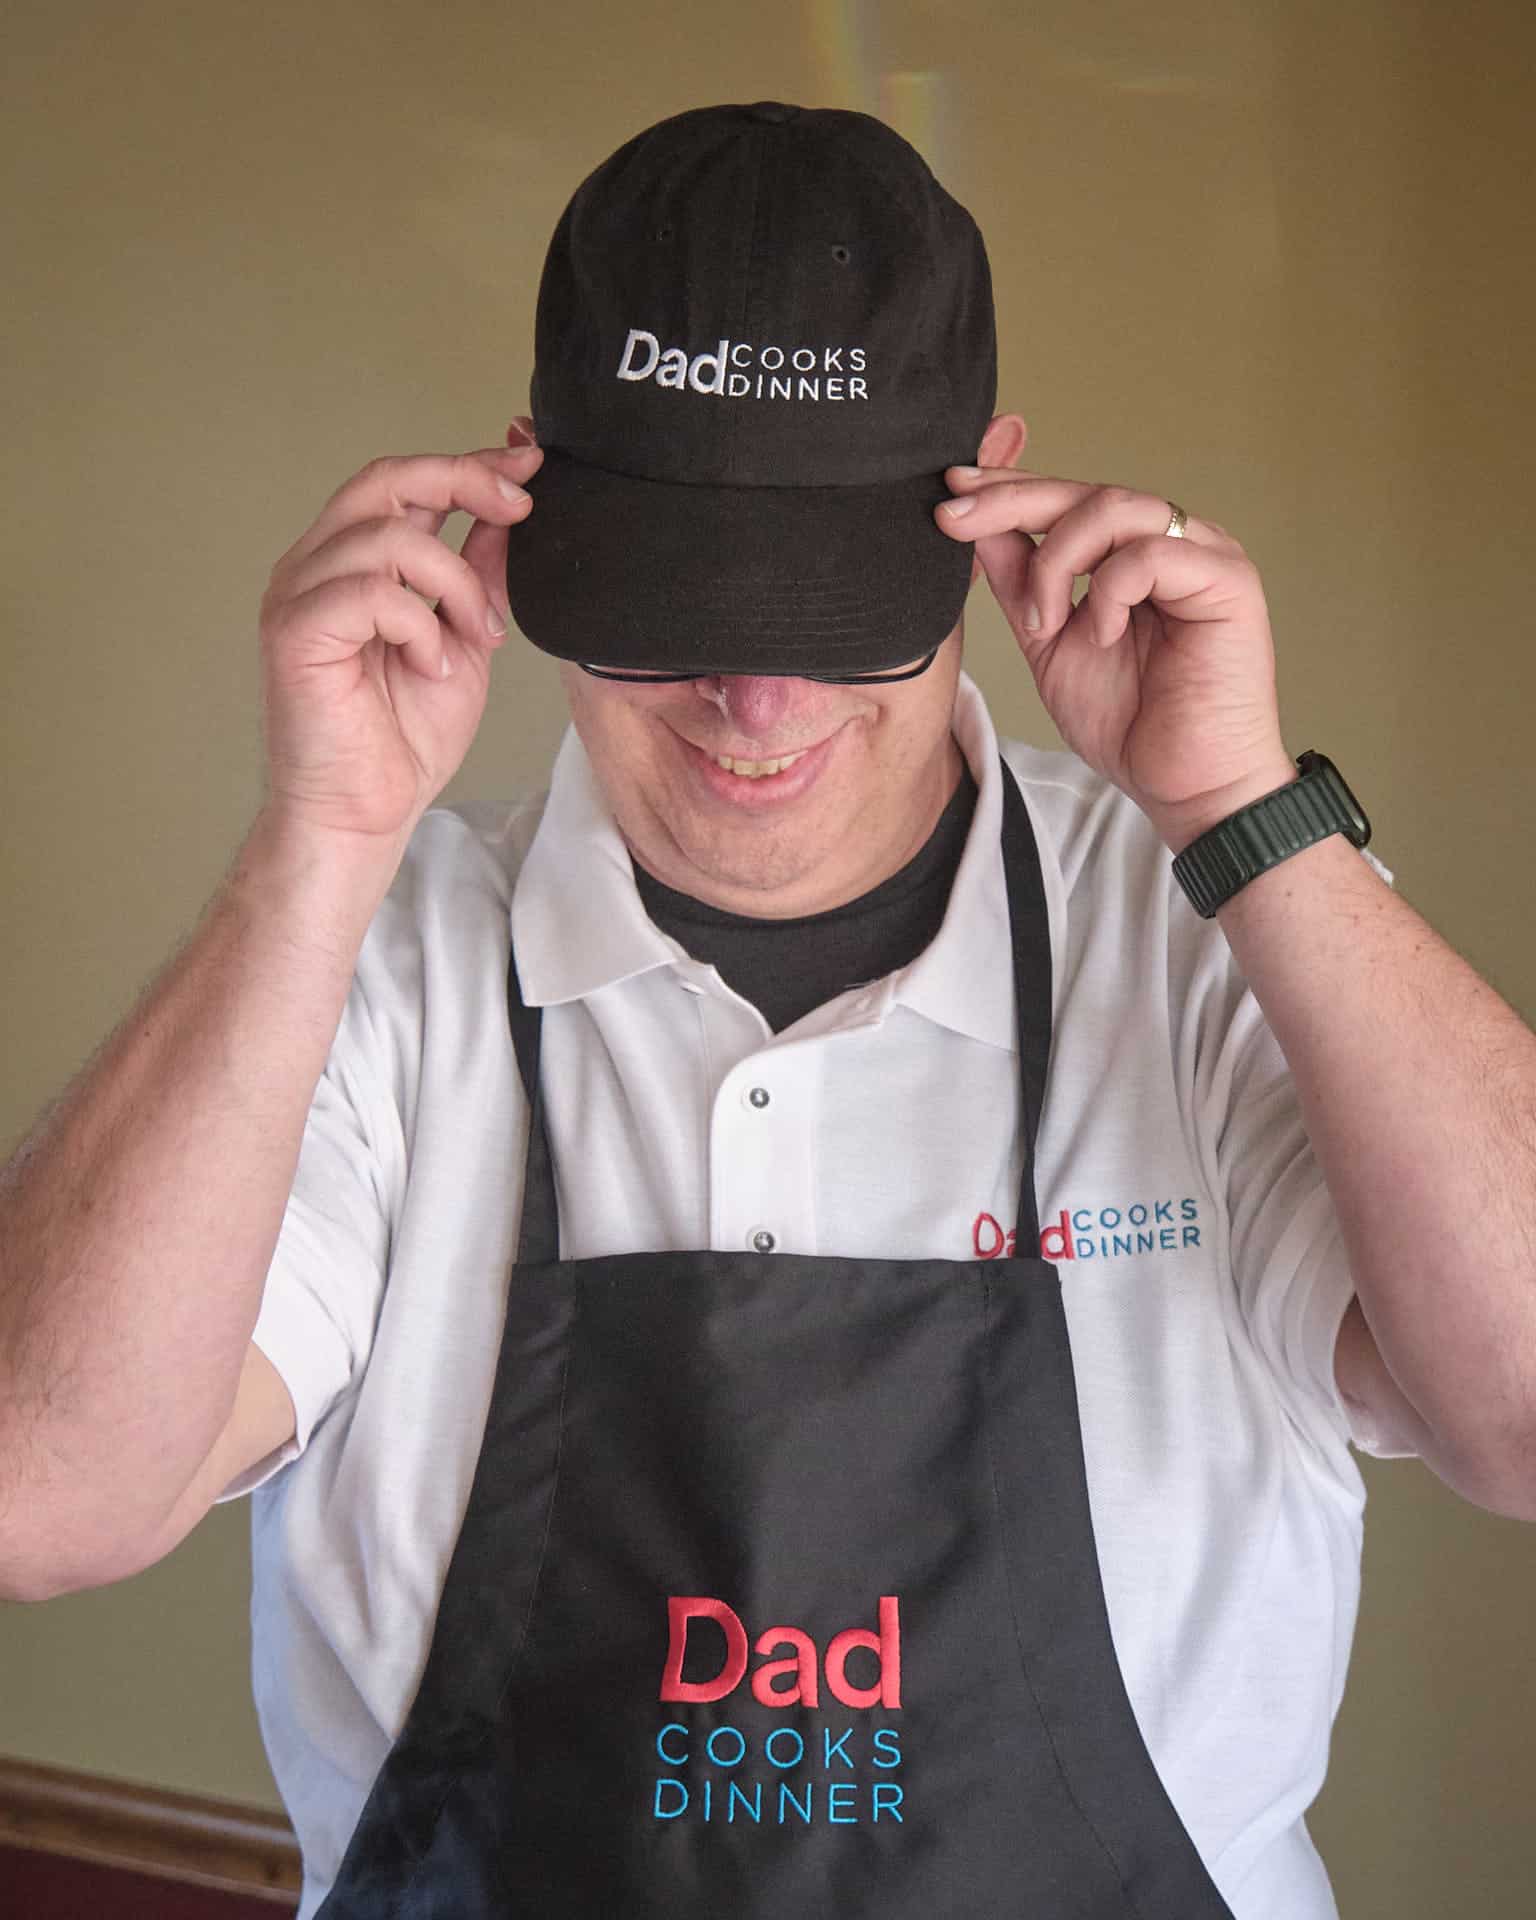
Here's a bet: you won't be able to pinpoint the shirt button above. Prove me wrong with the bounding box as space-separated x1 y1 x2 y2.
750 1228 777 1254
745 1085 771 1110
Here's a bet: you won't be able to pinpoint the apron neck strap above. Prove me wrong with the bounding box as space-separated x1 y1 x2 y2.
506 755 1054 1264
998 757 1053 1251
506 944 560 1266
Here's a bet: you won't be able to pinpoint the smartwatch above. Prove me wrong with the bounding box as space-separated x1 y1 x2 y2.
1171 751 1372 919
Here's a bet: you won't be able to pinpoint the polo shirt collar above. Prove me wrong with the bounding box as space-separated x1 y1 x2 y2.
511 727 682 1007
510 673 1050 1051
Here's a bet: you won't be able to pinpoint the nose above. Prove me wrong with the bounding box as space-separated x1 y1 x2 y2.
693 674 815 738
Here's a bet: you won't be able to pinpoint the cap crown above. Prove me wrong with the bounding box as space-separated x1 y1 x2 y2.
530 102 997 487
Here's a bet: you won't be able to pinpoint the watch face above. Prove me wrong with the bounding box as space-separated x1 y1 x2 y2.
1297 751 1371 846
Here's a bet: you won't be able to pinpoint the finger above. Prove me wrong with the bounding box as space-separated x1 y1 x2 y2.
1028 489 1215 639
284 448 543 572
968 528 1042 655
282 519 508 652
459 510 515 649
937 470 1100 537
936 472 1108 642
941 479 1225 639
264 574 448 683
1061 537 1260 651
507 416 538 446
939 468 1231 552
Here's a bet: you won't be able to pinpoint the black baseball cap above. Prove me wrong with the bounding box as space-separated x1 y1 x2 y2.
506 101 998 677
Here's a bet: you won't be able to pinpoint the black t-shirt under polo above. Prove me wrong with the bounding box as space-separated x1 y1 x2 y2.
633 766 979 1033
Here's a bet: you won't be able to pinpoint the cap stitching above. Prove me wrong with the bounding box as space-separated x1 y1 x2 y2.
534 447 952 496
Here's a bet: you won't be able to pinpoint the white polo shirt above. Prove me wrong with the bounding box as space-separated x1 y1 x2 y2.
240 674 1379 1920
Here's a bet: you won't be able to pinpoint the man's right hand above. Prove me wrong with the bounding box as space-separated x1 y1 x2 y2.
257 435 544 844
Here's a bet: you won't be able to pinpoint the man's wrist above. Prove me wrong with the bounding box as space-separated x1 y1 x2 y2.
1145 755 1301 856
232 809 409 961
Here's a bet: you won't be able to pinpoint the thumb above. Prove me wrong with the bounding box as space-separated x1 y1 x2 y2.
459 513 514 650
971 529 1043 652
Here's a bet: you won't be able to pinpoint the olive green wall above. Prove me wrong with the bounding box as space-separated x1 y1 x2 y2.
2 1 1532 1911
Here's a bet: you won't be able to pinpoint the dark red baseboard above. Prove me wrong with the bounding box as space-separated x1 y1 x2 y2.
0 1840 297 1917
0 1755 301 1914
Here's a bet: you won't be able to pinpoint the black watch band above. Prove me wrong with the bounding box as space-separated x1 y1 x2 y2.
1171 751 1372 919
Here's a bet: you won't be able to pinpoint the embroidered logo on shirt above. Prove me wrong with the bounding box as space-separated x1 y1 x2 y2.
652 1595 904 1828
617 329 870 401
973 1197 1203 1262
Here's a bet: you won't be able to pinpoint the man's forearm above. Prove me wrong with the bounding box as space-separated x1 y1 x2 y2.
0 812 402 1598
1208 830 1536 1509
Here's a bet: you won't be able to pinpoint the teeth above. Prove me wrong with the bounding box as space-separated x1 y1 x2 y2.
714 751 807 779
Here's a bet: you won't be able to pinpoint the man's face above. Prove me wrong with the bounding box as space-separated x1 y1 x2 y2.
558 628 967 918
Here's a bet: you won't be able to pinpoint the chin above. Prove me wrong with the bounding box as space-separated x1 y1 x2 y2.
674 829 835 906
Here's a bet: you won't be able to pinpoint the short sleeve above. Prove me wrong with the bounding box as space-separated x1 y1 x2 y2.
215 985 406 1500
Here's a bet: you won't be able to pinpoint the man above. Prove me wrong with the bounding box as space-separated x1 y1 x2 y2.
1 100 1532 1920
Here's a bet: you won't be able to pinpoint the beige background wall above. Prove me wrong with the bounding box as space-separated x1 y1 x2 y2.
2 0 1532 1911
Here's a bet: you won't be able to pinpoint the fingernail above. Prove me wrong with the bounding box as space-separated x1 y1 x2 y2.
950 465 982 479
496 476 528 503
1025 601 1042 632
486 604 507 637
940 495 976 517
440 647 455 679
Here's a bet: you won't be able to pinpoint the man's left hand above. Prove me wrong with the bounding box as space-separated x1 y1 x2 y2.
934 467 1297 851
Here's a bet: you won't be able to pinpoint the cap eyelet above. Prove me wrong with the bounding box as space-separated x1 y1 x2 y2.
831 244 852 265
656 224 674 243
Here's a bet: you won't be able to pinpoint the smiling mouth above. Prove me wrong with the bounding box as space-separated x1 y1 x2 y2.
711 751 809 779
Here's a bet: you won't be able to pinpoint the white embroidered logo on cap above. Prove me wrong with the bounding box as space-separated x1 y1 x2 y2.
617 330 869 401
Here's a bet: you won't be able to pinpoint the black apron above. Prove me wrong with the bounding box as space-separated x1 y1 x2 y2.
315 764 1235 1918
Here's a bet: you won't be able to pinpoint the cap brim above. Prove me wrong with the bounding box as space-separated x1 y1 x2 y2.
505 448 974 676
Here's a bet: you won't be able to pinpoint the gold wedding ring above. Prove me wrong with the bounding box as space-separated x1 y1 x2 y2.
1163 502 1189 539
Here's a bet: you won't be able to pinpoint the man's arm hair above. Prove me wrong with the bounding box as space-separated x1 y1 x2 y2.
0 812 399 1601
